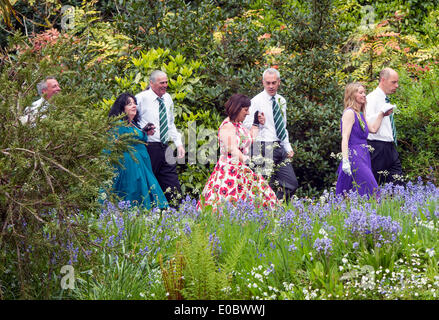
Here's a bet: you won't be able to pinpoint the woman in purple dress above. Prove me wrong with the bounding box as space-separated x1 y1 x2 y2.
336 82 392 197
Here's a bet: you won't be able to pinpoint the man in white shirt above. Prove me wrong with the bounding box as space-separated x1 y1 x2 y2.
21 77 61 124
244 68 298 201
136 70 185 204
366 68 403 185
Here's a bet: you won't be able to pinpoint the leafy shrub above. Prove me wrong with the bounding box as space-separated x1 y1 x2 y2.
271 0 345 195
392 66 439 184
0 28 127 298
357 0 439 35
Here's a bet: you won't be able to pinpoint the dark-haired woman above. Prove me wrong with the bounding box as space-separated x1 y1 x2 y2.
108 93 168 209
197 94 278 213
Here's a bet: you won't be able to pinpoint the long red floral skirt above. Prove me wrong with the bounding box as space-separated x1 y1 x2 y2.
197 158 278 213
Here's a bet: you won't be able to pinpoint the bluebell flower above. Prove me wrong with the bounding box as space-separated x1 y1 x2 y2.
183 223 192 235
139 244 149 256
313 237 333 256
108 235 115 248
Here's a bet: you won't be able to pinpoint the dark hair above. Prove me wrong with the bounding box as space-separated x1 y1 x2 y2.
108 93 141 127
225 94 251 121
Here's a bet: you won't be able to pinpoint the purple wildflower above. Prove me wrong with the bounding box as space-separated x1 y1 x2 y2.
313 237 333 256
344 206 402 246
208 232 222 255
139 244 149 256
183 223 192 235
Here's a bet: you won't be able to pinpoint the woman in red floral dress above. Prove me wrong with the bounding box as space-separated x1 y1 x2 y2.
197 94 279 212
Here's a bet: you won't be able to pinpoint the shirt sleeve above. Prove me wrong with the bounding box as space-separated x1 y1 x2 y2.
167 99 183 147
135 93 148 129
365 93 381 124
243 100 258 130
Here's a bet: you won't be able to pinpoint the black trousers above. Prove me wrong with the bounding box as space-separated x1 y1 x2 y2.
367 139 403 185
251 141 299 201
146 142 182 204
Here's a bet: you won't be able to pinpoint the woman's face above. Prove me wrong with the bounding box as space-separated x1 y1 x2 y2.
124 97 137 121
235 106 250 123
354 86 366 106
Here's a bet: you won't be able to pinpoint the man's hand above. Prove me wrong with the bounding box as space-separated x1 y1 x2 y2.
258 112 265 126
381 104 395 116
143 123 156 135
177 145 185 159
287 150 294 158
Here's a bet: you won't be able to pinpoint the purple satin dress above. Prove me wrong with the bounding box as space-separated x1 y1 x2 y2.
336 109 379 197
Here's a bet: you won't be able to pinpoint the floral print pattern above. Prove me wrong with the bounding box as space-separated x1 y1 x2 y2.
198 120 278 212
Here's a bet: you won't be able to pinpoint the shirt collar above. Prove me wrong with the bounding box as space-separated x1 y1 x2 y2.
148 88 165 101
263 90 277 101
376 86 387 98
147 88 157 99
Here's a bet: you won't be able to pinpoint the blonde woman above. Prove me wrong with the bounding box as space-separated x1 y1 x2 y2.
335 83 392 196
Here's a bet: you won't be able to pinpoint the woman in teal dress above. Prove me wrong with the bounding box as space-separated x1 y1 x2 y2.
108 93 168 209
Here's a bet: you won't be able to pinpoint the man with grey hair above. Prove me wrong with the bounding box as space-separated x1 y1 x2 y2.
244 67 299 201
21 76 61 124
135 70 185 204
366 67 403 185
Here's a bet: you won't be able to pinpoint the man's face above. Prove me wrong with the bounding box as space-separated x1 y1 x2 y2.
43 79 61 99
150 74 168 97
380 71 399 95
262 73 280 96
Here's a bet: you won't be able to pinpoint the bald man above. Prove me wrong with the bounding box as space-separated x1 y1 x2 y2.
366 68 403 185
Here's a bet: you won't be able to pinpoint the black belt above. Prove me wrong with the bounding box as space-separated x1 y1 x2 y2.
259 141 282 146
367 139 394 144
147 141 169 147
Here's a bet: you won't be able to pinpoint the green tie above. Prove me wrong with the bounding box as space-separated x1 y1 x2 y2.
158 97 168 144
272 96 287 141
385 96 397 146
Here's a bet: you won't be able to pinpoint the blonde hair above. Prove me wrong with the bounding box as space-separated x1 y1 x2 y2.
344 82 365 113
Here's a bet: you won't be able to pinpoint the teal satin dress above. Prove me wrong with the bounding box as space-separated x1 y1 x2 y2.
112 124 168 209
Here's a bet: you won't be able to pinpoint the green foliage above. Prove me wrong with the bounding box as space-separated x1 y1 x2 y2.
334 0 439 37
68 2 133 69
272 0 344 195
343 13 422 84
0 27 129 298
333 0 365 36
73 241 164 300
358 0 439 35
392 66 439 183
180 224 244 300
159 248 185 300
113 48 203 111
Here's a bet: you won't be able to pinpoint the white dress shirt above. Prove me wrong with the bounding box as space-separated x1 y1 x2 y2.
365 87 394 142
243 90 293 153
135 88 183 147
20 97 48 125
